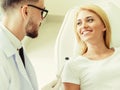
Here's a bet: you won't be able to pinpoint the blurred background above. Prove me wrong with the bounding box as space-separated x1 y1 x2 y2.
21 0 120 89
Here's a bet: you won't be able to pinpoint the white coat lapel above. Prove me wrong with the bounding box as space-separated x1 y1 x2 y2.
25 55 38 90
15 54 33 87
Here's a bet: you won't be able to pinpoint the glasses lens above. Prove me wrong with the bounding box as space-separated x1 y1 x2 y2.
42 11 47 18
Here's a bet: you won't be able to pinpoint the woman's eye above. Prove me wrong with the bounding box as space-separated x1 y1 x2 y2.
77 21 82 25
87 18 94 23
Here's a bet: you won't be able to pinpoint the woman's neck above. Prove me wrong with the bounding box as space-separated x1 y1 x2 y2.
83 44 114 60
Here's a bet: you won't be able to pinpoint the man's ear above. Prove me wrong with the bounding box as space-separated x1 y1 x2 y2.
21 5 29 20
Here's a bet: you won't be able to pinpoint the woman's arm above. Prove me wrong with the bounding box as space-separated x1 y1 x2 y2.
63 82 80 90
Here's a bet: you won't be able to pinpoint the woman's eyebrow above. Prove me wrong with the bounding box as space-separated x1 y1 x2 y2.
86 16 93 19
77 16 93 21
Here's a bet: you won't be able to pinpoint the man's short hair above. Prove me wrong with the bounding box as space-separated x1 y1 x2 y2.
1 0 39 11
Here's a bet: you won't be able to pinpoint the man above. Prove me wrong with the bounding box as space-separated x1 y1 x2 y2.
0 0 48 90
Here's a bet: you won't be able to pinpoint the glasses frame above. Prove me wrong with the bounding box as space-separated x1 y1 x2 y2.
28 4 48 18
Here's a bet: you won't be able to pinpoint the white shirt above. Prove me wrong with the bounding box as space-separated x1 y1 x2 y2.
62 47 120 90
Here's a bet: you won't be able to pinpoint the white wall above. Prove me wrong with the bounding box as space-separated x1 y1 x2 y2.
45 0 120 16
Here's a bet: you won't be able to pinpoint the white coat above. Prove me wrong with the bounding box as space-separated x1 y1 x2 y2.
0 26 38 90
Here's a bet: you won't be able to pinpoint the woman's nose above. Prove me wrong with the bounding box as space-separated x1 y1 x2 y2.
81 22 88 28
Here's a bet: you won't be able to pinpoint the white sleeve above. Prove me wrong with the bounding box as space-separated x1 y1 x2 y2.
61 61 80 85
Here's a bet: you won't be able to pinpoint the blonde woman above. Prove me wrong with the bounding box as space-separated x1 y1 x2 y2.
62 4 120 90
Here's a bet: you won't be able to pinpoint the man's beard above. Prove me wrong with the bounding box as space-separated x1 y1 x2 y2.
25 18 39 38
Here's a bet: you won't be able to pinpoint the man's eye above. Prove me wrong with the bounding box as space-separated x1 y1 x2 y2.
41 11 43 16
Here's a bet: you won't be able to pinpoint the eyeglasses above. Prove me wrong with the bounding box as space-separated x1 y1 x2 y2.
28 4 48 19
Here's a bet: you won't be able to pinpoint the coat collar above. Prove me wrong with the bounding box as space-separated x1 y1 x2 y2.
0 23 21 57
0 29 16 57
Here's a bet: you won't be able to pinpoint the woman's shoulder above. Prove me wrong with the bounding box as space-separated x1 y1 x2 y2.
69 55 85 61
66 55 87 66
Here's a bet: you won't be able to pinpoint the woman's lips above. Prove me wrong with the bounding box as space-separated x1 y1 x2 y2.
81 30 92 35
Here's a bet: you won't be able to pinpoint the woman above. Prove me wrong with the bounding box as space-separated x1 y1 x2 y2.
62 4 120 90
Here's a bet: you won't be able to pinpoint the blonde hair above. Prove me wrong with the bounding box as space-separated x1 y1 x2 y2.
74 4 111 55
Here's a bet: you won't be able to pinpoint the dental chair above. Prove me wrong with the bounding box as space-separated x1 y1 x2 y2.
54 7 79 73
54 7 79 90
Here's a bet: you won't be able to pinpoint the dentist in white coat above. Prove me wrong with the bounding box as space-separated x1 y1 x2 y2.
0 0 48 90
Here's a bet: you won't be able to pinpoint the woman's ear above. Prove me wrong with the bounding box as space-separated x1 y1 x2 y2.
103 25 106 31
103 27 106 31
20 5 29 20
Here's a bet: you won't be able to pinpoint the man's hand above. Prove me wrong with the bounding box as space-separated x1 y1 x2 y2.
41 78 61 90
